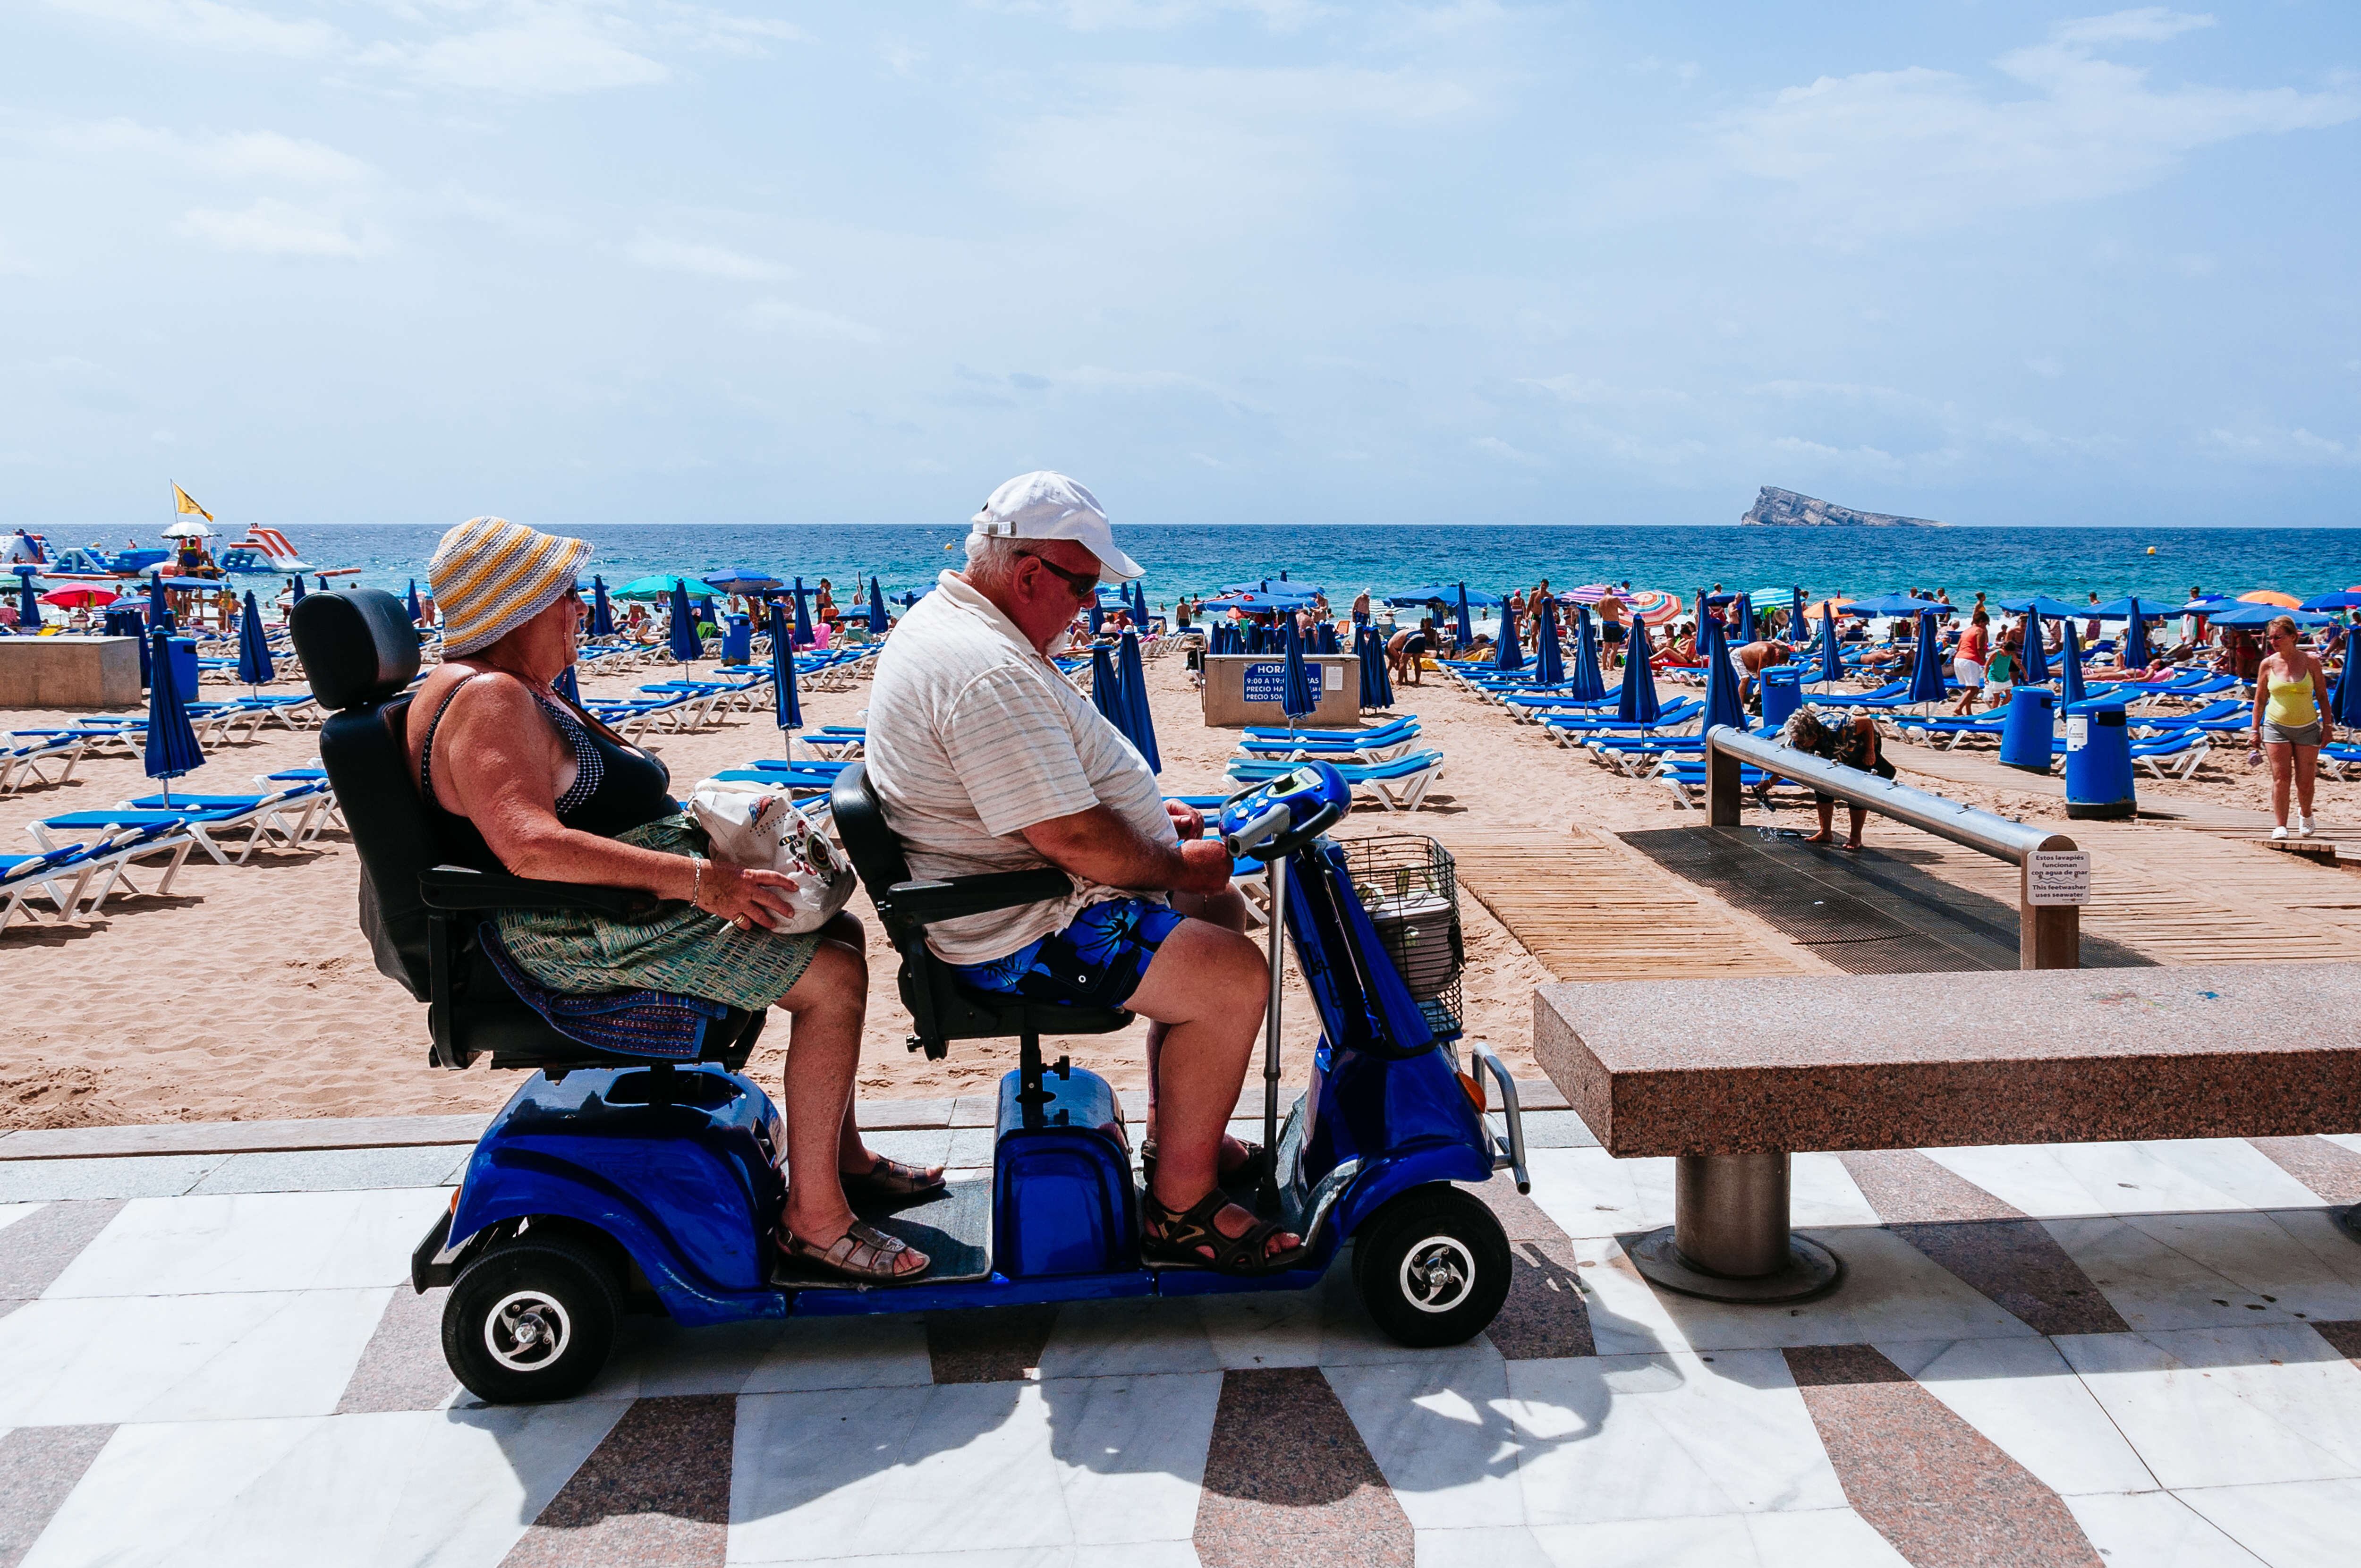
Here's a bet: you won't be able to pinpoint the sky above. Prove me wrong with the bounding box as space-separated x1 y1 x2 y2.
2 1 2357 531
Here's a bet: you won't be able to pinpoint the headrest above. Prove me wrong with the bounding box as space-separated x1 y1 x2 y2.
292 589 422 710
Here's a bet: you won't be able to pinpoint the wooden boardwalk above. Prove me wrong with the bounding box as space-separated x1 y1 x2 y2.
1444 830 1819 981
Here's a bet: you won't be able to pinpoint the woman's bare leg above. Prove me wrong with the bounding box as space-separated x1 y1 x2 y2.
1844 805 1867 850
2268 743 2293 825
2296 744 2320 818
1805 800 1835 843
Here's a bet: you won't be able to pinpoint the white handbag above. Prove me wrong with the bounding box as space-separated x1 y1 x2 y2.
686 783 857 934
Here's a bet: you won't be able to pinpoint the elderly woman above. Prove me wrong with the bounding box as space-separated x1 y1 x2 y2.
413 517 934 1283
1779 705 1896 851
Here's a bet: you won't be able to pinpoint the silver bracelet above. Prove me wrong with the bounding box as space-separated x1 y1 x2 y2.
690 856 705 909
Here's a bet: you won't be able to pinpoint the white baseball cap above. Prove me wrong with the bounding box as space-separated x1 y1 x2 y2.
969 470 1144 581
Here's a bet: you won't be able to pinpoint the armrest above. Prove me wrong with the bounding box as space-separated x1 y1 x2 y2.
885 867 1071 925
418 863 658 918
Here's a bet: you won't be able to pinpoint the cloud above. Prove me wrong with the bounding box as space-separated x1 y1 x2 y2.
45 120 370 185
41 0 341 57
1472 434 1547 467
747 298 883 342
1709 11 2359 231
626 231 790 281
359 6 670 95
178 198 374 258
2202 425 2361 467
975 0 1327 32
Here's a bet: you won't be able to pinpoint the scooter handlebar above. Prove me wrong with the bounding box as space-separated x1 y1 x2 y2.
1222 798 1294 858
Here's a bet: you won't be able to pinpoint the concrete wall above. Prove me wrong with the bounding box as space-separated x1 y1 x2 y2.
1200 653 1361 729
0 636 143 709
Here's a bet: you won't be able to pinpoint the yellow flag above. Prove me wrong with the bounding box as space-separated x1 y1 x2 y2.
171 484 213 521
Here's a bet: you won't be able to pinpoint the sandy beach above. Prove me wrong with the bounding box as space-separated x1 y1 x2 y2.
3 639 2353 1132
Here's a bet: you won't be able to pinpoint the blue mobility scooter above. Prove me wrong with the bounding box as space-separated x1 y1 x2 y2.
297 588 1529 1405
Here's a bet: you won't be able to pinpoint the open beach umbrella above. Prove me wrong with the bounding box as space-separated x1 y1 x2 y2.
1115 631 1162 773
148 574 173 632
1568 604 1605 700
790 578 815 648
39 585 118 609
590 575 615 637
2123 596 2150 668
1090 644 1122 725
144 630 204 804
1816 602 1842 685
1622 589 1682 626
1532 595 1565 687
1907 611 1948 705
1357 625 1394 710
2239 590 2303 609
405 578 422 624
2301 590 2361 611
2020 602 2050 684
1390 584 1501 607
1281 620 1317 729
868 576 889 633
1493 603 1523 671
667 581 701 667
1455 583 1475 650
704 568 782 595
2061 624 2088 706
768 602 802 754
17 573 42 629
1616 620 1660 724
616 573 706 601
1699 614 1743 733
2084 598 2166 620
236 591 274 690
1997 596 2084 619
2205 602 2333 628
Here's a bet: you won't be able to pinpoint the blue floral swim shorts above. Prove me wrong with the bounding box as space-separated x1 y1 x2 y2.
949 897 1187 1010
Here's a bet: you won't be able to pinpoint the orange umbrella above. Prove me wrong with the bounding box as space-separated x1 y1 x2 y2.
2239 590 2302 608
1802 596 1854 619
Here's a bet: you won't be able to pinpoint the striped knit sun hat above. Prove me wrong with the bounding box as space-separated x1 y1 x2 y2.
428 517 592 656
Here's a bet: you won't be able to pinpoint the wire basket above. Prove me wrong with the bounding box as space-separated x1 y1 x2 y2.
1341 834 1464 1041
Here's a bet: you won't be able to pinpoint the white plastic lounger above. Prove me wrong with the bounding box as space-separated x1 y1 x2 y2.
0 844 102 932
1226 749 1445 812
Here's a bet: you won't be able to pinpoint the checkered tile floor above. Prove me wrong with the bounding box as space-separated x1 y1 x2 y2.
4 1117 2361 1566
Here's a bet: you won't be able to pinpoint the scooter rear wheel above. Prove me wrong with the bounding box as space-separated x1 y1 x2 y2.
443 1234 620 1405
1351 1185 1511 1348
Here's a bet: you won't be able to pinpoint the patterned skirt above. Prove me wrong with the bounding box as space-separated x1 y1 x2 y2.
493 814 821 1008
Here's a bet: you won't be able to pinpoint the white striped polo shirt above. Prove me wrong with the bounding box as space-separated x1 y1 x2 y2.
864 570 1171 964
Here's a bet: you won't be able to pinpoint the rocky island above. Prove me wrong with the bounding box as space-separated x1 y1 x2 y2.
1741 486 1945 528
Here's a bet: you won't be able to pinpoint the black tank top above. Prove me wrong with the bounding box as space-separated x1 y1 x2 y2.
417 675 675 868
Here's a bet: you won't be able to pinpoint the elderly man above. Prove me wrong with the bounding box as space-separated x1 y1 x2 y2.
865 472 1301 1275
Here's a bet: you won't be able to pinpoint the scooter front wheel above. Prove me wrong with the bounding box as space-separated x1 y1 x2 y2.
1351 1185 1512 1348
443 1234 620 1404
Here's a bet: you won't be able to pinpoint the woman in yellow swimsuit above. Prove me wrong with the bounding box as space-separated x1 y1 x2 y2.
2250 616 2326 839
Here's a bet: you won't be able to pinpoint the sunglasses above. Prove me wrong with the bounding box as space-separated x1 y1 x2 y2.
1028 555 1101 600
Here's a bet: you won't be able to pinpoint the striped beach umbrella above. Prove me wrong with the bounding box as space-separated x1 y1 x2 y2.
1617 620 1660 724
144 630 204 804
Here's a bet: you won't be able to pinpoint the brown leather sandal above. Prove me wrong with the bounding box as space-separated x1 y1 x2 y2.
1141 1186 1305 1275
1139 1137 1270 1194
840 1154 947 1207
774 1219 931 1283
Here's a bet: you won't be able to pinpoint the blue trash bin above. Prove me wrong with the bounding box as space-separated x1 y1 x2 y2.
1760 667 1802 729
1998 687 2055 772
2063 700 2135 819
719 615 753 665
167 637 199 698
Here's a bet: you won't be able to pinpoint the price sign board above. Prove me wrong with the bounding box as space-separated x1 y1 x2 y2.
2025 849 2091 906
1241 662 1285 702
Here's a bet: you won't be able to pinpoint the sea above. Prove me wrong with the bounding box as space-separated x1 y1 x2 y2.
98 524 2361 608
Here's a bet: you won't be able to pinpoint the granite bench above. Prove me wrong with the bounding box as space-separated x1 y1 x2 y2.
1534 961 2361 1304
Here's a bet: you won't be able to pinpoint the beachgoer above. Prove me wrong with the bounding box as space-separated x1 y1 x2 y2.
816 579 838 623
1175 595 1195 630
1983 627 2018 710
1780 706 1895 850
410 518 922 1282
1950 610 1990 715
1389 618 1435 685
1598 590 1627 666
1350 588 1370 623
864 472 1299 1275
1735 639 1790 706
2251 615 2326 839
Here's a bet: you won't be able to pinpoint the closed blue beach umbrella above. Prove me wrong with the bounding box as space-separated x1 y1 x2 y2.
1569 604 1605 701
791 578 815 648
287 574 304 608
17 572 39 629
1907 610 1948 705
1732 593 1754 644
1817 602 1842 685
590 575 615 637
2061 623 2088 706
1088 596 1105 635
667 581 701 666
1617 621 1660 724
1116 631 1162 773
2021 609 2050 684
236 591 274 690
868 576 888 634
552 662 580 705
1281 620 1317 727
1091 643 1122 726
405 578 422 624
768 602 802 754
149 573 173 632
1455 583 1474 649
1791 586 1807 642
144 629 204 804
1699 614 1743 733
1532 595 1565 687
1357 624 1394 710
2335 636 2361 737
1493 602 1523 672
2123 595 2149 668
314 574 329 593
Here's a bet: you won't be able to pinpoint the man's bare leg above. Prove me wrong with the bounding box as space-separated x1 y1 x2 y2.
1146 887 1253 1168
1125 915 1299 1259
